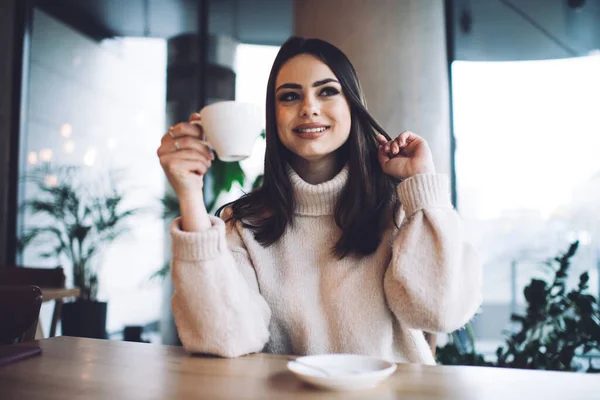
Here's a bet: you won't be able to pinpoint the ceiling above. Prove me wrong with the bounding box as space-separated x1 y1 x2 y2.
34 0 600 60
453 0 600 61
35 0 199 39
34 0 293 45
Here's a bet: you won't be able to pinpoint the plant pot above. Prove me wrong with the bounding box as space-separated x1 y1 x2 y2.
61 301 107 339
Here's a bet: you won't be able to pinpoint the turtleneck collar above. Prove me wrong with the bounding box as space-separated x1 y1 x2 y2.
287 165 349 216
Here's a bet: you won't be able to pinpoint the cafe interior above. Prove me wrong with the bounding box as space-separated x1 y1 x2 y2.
1 0 599 398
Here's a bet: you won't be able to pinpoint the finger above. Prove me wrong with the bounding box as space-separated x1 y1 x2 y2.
375 133 388 145
157 141 213 161
403 130 425 145
188 113 205 140
159 153 212 176
174 136 213 159
157 140 179 156
158 136 213 159
189 120 205 141
398 131 412 146
391 141 400 155
377 144 390 165
401 131 425 154
160 153 212 175
169 159 211 177
168 121 203 139
162 149 213 164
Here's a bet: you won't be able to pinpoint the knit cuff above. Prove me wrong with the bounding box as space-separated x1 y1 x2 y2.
397 173 452 216
170 216 227 260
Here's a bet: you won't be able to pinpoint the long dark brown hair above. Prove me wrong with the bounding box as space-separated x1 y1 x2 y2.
218 36 399 258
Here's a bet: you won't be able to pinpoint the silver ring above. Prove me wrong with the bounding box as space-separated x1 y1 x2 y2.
168 126 175 138
174 140 180 151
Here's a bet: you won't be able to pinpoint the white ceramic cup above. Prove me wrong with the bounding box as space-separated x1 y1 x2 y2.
198 101 263 162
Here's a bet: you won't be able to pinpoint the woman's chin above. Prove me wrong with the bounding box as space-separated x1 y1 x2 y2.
293 148 337 162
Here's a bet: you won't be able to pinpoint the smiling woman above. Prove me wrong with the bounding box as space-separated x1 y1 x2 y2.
159 36 482 364
274 56 351 167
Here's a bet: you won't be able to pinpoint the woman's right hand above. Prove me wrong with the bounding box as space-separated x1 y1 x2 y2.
157 113 214 199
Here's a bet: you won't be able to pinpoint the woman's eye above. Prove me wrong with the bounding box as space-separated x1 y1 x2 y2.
278 92 299 102
320 87 340 97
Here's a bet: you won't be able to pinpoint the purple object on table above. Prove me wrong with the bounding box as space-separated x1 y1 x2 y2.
0 345 42 367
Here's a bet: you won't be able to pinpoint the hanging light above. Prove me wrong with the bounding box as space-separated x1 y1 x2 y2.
39 149 53 162
27 152 38 165
60 123 72 138
83 148 96 166
44 175 58 187
64 140 75 154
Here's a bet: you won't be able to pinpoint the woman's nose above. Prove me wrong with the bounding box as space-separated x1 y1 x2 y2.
299 97 320 117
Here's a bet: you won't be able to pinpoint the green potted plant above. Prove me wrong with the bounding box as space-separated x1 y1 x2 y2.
19 165 140 339
436 241 600 372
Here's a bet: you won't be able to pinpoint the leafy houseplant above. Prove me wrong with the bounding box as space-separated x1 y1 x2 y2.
436 241 600 372
19 166 139 338
434 324 493 367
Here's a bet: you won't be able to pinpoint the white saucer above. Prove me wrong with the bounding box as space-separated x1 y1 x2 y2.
287 354 397 391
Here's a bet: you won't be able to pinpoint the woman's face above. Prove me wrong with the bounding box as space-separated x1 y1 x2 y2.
274 54 351 162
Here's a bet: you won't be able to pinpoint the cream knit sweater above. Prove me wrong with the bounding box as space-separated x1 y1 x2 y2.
170 167 482 365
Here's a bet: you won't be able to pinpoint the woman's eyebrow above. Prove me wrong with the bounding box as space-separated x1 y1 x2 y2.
275 78 340 92
276 83 302 92
312 78 339 87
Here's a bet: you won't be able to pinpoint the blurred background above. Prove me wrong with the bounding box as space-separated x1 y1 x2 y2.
1 0 599 364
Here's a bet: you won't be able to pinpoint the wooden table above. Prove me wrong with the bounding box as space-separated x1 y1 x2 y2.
1 337 598 399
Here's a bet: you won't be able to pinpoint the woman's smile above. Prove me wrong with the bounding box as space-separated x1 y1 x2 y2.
293 123 331 139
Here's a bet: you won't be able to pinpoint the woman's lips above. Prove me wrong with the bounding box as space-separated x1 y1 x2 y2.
293 126 330 139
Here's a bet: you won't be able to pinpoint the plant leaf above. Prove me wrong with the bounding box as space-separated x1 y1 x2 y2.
210 159 245 195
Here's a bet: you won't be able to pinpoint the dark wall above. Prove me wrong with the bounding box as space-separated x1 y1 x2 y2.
0 0 27 265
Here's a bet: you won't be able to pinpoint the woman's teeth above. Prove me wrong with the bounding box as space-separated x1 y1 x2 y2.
295 127 328 133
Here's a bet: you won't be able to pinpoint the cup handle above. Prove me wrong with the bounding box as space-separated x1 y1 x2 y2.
190 119 202 126
190 119 217 158
190 119 212 149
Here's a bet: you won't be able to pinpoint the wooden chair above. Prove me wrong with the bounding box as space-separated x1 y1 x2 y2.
424 332 437 358
0 285 43 345
0 266 66 337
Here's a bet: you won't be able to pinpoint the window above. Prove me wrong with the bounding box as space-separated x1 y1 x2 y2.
452 54 600 341
212 43 279 208
19 9 167 335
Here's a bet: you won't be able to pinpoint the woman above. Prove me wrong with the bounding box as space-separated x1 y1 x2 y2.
157 36 482 365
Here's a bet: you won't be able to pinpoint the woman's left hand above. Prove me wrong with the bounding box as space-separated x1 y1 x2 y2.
376 131 436 179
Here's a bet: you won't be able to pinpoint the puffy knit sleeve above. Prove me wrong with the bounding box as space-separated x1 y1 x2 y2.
170 211 271 357
383 173 482 333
